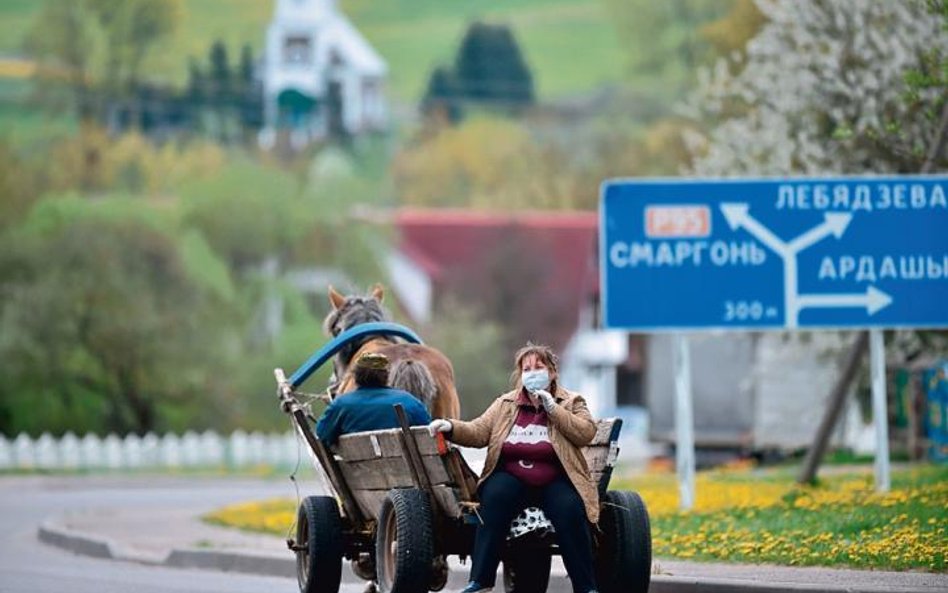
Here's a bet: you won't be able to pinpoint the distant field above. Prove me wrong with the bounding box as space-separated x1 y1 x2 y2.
0 78 76 144
0 0 625 103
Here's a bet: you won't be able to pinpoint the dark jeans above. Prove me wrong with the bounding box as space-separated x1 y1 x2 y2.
470 470 597 593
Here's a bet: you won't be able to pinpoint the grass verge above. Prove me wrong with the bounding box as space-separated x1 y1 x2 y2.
204 463 948 572
614 463 947 571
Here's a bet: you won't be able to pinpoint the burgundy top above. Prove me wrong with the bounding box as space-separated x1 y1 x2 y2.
500 390 563 487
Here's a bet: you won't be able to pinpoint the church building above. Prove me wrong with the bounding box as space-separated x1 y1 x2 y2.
260 0 388 147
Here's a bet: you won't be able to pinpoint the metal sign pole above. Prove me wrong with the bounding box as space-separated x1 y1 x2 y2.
673 333 696 510
870 329 890 492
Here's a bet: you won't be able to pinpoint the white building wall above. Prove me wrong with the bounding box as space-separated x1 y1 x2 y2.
384 251 433 324
753 332 864 450
261 0 387 142
561 328 627 419
645 332 867 451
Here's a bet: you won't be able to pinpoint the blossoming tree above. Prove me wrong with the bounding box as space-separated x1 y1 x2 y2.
686 0 946 176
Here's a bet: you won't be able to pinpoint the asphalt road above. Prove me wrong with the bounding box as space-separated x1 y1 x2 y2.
0 475 369 593
5 474 945 593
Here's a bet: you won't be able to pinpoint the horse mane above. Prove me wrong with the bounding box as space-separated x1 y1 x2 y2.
323 294 393 368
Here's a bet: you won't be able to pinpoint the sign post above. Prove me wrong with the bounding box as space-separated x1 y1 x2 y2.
673 333 696 510
870 329 890 491
600 176 947 496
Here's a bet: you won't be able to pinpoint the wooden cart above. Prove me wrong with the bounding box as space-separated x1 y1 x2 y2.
275 322 651 593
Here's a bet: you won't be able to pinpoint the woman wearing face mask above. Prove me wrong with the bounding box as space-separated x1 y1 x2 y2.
428 343 599 593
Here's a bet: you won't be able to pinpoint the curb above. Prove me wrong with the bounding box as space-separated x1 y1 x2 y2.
648 577 926 593
165 548 295 578
36 519 343 580
37 521 115 560
36 521 939 593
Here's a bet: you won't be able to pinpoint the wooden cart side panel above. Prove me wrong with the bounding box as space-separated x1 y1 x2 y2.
334 419 619 519
335 420 616 463
590 419 618 447
335 427 439 461
338 455 452 491
583 445 612 473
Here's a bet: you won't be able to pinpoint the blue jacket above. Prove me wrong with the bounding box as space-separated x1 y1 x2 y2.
315 386 433 445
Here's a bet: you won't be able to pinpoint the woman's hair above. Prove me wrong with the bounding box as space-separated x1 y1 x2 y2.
509 342 559 393
352 352 390 388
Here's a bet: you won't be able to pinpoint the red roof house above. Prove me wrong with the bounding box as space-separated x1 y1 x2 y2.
390 208 599 352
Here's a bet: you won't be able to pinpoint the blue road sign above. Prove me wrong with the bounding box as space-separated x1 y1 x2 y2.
600 176 948 331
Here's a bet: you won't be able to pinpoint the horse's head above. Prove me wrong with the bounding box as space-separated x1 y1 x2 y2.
323 283 389 338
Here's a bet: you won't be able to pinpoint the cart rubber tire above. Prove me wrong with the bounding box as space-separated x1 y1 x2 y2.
595 490 651 593
296 495 343 593
375 488 434 593
502 549 552 593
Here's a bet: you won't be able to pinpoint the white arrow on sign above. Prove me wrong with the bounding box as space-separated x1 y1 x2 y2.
796 286 894 316
719 202 892 326
789 212 853 252
720 203 789 256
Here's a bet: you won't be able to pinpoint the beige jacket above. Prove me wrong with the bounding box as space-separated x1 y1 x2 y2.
448 386 600 524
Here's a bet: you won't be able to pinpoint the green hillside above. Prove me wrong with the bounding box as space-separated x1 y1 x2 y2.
0 0 625 103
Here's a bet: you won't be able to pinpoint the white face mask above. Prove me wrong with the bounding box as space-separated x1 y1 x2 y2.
521 369 550 392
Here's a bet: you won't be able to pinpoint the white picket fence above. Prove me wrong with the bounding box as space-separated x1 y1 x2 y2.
0 430 303 470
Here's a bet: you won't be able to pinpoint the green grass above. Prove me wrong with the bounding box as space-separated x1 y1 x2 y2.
613 464 948 571
0 78 76 145
0 0 625 103
346 0 625 101
202 463 948 572
0 0 36 55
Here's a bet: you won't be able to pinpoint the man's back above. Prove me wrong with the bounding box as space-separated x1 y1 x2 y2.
316 386 432 445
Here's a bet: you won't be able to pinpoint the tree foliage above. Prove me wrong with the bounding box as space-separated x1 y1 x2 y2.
87 0 181 93
25 0 181 119
700 0 767 60
455 22 534 107
602 0 732 93
421 21 535 119
0 197 236 436
0 126 353 436
687 0 947 176
420 297 510 418
393 115 607 209
181 161 309 271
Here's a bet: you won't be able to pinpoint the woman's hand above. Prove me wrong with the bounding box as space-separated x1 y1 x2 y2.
531 389 557 413
427 418 453 437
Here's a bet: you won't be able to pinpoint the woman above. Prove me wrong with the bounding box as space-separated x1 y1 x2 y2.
428 343 599 593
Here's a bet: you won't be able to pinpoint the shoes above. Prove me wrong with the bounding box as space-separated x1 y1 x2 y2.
459 582 493 593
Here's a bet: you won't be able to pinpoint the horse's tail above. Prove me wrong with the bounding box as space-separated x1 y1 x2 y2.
390 359 437 410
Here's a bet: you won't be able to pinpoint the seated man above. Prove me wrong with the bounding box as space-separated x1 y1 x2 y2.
316 352 433 445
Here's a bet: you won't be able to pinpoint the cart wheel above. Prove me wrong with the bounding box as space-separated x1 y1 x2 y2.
296 495 343 593
595 490 651 593
375 488 434 593
502 549 551 593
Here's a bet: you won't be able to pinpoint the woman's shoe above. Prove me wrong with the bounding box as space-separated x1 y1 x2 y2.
459 582 492 593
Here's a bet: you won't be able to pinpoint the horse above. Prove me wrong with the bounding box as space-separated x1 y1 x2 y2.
323 284 461 420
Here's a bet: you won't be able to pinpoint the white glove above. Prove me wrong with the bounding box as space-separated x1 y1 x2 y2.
532 389 556 413
427 418 453 437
